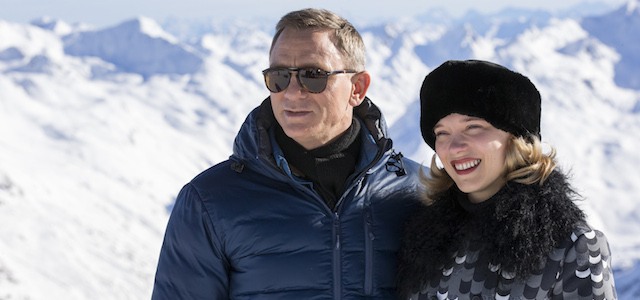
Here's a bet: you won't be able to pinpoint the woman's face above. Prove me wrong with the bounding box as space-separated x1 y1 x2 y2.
434 113 512 203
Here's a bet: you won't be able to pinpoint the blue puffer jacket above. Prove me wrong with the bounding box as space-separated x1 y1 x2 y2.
152 97 422 299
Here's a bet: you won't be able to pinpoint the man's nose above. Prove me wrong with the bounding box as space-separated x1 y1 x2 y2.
284 73 307 97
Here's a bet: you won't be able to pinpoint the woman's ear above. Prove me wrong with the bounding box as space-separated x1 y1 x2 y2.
349 71 371 107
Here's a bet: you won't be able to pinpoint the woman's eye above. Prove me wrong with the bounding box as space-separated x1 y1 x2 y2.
467 124 483 131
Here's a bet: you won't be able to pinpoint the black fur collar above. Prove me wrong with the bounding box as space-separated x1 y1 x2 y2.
396 170 586 299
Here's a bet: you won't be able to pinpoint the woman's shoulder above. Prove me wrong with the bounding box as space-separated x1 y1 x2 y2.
565 223 611 249
404 193 460 228
549 223 617 299
552 223 613 280
566 223 613 260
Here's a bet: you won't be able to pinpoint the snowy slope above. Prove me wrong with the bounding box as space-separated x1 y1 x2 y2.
1 2 639 299
0 18 259 299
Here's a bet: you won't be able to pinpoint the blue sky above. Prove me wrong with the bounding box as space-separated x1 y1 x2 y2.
0 0 627 28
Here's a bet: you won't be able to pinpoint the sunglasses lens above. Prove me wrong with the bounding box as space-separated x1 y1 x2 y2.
264 69 291 93
263 68 330 93
298 69 328 93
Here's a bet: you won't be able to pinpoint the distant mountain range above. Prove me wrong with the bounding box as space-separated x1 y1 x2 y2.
0 1 639 299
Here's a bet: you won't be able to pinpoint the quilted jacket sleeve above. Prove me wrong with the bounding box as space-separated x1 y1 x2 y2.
152 184 229 300
553 229 617 299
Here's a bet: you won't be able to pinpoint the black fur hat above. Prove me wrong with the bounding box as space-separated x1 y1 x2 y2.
420 60 541 149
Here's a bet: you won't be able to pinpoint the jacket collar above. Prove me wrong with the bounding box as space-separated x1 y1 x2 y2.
396 170 587 299
230 96 391 178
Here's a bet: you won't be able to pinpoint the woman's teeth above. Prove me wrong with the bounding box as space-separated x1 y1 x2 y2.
455 159 480 171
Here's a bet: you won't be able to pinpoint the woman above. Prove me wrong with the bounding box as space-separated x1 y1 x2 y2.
397 60 617 300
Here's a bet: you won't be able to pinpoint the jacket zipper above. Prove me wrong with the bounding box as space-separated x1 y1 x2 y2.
364 205 374 295
331 140 389 298
333 212 341 300
275 139 392 299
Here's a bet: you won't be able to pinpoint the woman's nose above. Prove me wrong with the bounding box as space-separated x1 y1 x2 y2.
448 134 468 152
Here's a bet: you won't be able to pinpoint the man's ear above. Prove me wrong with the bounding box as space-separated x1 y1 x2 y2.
349 71 371 107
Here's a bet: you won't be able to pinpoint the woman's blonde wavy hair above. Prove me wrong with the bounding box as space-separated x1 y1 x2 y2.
419 134 556 205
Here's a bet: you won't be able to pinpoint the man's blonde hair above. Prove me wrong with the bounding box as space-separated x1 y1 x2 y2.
270 8 366 71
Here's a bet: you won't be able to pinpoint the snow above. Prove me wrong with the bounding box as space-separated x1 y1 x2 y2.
1 3 639 299
626 0 639 14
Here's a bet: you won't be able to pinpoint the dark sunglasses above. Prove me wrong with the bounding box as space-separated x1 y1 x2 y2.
262 67 357 94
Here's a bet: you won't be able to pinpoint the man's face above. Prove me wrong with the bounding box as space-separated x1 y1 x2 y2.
268 28 361 150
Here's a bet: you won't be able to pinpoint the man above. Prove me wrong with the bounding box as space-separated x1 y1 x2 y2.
152 8 421 299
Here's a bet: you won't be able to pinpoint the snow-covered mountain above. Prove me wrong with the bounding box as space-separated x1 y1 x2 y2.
1 1 639 299
582 0 640 89
63 16 204 78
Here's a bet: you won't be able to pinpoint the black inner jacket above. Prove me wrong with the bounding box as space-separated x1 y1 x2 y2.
274 118 362 209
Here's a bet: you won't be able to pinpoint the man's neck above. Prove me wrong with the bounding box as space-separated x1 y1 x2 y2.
275 119 362 209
